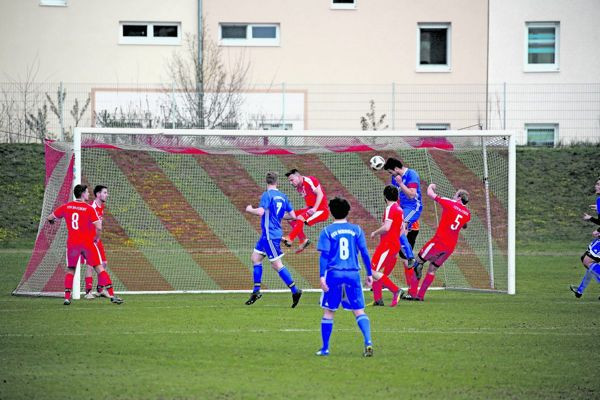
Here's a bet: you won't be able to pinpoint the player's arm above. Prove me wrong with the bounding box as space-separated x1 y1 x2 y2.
371 219 392 238
395 175 417 199
283 210 297 220
93 220 102 241
245 205 265 216
47 212 58 224
426 183 438 200
47 205 64 224
317 230 330 292
309 185 325 214
357 228 373 287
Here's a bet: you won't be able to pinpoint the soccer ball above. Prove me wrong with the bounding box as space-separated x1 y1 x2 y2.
370 155 385 170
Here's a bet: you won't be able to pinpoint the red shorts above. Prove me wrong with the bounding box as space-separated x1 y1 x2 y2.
296 207 330 226
371 242 400 273
66 241 102 267
418 238 455 267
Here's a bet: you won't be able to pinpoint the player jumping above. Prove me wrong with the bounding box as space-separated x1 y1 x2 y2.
282 169 330 253
409 183 471 301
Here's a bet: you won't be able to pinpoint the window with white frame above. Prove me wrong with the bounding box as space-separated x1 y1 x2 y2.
220 24 280 46
331 0 356 10
417 23 451 72
40 0 66 6
525 123 557 146
260 122 293 130
525 22 559 72
119 22 181 45
417 123 450 130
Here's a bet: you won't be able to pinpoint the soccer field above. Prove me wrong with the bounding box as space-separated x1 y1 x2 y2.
0 247 598 399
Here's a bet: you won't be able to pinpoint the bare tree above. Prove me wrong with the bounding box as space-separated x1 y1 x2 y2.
360 100 388 131
166 27 250 129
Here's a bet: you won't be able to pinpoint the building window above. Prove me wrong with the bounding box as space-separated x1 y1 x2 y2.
220 24 280 46
525 22 559 72
417 23 451 72
119 22 181 45
331 0 356 10
526 124 557 146
260 122 293 130
417 123 450 130
40 0 67 6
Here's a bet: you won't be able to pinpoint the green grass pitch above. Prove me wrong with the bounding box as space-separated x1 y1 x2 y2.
1 247 599 399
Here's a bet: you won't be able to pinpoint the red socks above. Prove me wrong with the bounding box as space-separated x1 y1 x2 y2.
404 267 419 297
380 275 399 294
288 220 305 242
64 273 74 300
372 280 383 302
98 271 114 297
417 273 435 300
85 277 93 293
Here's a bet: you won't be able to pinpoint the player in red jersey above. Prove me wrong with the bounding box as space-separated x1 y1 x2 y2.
409 183 471 301
282 169 330 253
84 185 109 299
47 184 123 305
369 185 405 307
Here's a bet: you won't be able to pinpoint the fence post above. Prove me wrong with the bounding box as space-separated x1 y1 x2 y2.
503 82 507 130
59 81 65 141
391 82 396 130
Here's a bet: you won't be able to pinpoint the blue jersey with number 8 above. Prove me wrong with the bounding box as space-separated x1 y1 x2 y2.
317 221 369 272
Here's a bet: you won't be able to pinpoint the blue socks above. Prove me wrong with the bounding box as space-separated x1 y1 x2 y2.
400 234 414 259
356 314 372 346
278 266 298 294
320 318 334 351
577 263 600 294
253 264 262 292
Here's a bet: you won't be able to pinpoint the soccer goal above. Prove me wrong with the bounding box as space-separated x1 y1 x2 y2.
14 128 516 298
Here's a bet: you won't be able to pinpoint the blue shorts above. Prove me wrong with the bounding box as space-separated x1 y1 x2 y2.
254 237 284 261
320 270 366 311
588 238 600 260
402 205 422 230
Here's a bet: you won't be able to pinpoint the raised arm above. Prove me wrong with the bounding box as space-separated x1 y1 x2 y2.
426 183 438 200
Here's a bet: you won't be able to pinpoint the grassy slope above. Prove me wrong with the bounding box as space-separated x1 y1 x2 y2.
0 250 599 399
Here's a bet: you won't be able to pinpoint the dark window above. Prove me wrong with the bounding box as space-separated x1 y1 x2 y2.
333 0 355 3
222 25 247 39
252 26 276 39
123 25 147 37
528 27 556 64
154 25 178 38
420 28 448 65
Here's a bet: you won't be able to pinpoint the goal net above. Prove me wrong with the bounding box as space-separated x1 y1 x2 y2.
14 129 516 297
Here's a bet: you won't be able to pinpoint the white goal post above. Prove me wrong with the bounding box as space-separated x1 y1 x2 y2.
16 128 516 298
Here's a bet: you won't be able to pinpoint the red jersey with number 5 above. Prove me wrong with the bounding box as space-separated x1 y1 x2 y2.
432 196 471 249
53 201 100 245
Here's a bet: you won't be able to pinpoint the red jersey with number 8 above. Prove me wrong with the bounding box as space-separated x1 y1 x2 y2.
53 201 100 245
432 196 471 249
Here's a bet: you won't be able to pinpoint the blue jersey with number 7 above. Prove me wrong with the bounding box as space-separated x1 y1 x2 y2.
259 189 293 240
317 221 370 272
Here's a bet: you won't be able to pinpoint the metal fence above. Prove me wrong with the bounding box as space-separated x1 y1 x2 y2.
1 82 598 145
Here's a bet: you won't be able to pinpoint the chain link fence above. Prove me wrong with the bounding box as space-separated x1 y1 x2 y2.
1 82 598 145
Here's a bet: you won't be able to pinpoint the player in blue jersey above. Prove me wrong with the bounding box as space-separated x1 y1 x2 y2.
245 172 303 307
384 157 423 298
570 178 600 299
315 196 374 357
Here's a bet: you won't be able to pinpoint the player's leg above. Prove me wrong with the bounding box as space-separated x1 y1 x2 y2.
246 248 265 305
417 263 440 301
84 265 95 299
267 240 302 307
93 264 123 304
295 208 329 253
345 272 373 356
369 246 387 306
380 256 402 307
286 207 310 243
571 252 600 298
94 240 108 296
416 248 450 301
316 308 335 356
63 246 82 305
